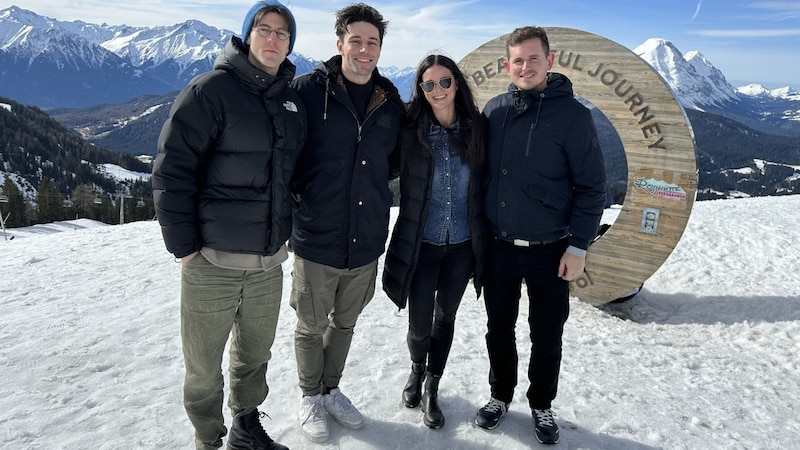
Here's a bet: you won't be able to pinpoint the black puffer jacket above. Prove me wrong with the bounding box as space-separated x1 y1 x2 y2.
382 114 487 309
152 36 306 258
290 56 405 269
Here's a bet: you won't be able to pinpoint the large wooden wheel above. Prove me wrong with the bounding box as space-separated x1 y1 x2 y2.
459 28 698 305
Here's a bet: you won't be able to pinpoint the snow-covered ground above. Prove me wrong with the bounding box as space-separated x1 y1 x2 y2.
2 195 799 449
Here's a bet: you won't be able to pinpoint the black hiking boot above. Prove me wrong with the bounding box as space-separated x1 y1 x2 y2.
227 409 288 450
421 373 444 429
402 363 425 408
532 408 560 444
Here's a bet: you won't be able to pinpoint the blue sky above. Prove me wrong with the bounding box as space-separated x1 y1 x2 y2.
11 0 800 88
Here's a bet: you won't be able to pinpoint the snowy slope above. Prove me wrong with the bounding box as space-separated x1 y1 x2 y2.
2 195 799 449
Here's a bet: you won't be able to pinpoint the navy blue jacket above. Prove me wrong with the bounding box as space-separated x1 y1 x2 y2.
152 36 306 258
290 56 405 269
483 73 606 251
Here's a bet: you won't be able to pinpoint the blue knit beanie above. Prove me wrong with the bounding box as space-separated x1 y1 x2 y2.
241 0 297 55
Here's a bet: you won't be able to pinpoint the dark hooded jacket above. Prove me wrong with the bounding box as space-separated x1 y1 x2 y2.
152 36 306 258
483 73 606 251
382 113 487 309
290 55 405 269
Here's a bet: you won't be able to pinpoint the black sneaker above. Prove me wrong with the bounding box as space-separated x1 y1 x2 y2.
227 409 288 450
475 398 508 430
532 408 559 444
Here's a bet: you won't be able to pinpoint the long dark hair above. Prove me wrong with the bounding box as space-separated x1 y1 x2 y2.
407 54 485 165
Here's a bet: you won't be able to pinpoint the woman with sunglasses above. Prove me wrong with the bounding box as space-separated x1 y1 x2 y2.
382 54 487 429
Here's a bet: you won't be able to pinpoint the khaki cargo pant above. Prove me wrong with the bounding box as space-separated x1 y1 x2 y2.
180 254 283 449
290 256 377 396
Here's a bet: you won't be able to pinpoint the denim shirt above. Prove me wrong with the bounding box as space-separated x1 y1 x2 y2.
422 121 472 245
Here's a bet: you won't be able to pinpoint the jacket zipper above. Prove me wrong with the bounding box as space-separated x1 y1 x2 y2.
525 122 534 157
332 84 388 266
524 93 544 157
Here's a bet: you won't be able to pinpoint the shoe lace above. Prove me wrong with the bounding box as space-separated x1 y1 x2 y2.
533 409 556 427
245 410 273 443
303 397 325 424
330 390 353 412
483 399 507 414
251 410 274 442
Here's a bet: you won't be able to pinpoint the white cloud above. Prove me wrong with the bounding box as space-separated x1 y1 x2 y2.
692 28 800 37
748 1 800 10
691 0 704 21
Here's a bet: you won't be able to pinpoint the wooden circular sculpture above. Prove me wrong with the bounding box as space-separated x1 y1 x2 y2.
458 27 698 306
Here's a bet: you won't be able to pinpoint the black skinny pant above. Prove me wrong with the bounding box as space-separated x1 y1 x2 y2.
483 237 570 410
407 240 473 376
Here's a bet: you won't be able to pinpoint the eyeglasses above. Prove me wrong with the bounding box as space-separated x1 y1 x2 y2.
419 77 453 93
254 26 291 41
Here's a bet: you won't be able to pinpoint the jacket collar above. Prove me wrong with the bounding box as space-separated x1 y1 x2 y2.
508 72 573 99
317 55 401 100
214 36 296 95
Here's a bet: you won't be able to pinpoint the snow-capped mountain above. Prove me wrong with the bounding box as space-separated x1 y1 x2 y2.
1 6 177 107
634 38 739 109
3 6 798 205
634 38 800 132
1 6 797 133
737 84 800 100
0 6 410 108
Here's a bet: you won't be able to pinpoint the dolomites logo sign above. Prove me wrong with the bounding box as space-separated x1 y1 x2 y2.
634 178 688 201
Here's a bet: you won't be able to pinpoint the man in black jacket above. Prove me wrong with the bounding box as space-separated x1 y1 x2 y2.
151 2 304 449
474 26 607 445
288 2 404 444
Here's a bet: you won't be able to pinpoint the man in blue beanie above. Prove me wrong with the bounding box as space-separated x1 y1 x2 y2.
241 0 297 56
152 1 304 449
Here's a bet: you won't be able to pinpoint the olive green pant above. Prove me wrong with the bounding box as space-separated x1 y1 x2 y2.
290 256 377 396
181 254 283 449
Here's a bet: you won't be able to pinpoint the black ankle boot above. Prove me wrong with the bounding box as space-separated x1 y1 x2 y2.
402 363 426 408
227 409 289 450
421 372 445 429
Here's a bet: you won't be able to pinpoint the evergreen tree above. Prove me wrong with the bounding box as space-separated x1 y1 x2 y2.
70 183 97 220
0 177 27 227
36 177 64 224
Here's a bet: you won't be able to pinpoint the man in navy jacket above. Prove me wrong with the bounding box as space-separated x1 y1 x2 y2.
474 26 607 446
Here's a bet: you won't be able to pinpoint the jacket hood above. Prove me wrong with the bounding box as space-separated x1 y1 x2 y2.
500 72 575 129
508 72 574 98
315 55 401 99
214 36 296 93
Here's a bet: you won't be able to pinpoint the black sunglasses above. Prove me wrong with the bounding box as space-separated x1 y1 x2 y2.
419 77 453 93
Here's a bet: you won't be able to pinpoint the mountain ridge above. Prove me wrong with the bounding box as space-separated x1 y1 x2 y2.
2 6 798 118
1 6 798 208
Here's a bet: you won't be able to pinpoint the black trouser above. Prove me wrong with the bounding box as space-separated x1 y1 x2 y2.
483 237 570 410
407 240 473 376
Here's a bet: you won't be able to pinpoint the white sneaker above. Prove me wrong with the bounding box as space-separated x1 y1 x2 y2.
299 393 329 443
323 387 365 429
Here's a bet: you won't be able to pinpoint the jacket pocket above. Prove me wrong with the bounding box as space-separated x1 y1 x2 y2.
524 183 568 210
